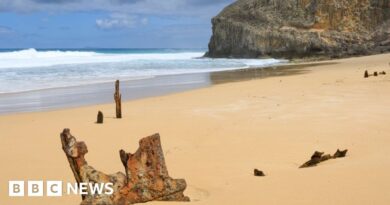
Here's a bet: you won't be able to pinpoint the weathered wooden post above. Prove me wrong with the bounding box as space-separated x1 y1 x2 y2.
364 70 369 78
97 111 104 124
114 80 122 118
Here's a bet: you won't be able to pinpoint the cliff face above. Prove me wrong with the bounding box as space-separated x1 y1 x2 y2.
206 0 390 59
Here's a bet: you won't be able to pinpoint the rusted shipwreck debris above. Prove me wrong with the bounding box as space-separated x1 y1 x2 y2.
253 169 265 177
364 70 387 78
60 129 189 205
299 149 348 168
114 80 122 119
97 111 104 124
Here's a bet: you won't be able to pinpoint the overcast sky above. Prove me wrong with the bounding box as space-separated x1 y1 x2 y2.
0 0 235 49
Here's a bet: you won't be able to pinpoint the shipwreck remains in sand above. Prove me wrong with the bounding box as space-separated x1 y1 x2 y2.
364 70 369 78
60 129 189 205
97 111 104 124
300 149 348 168
364 70 387 78
253 169 265 177
114 80 122 119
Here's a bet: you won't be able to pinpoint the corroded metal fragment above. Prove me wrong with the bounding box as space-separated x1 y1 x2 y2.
254 169 265 177
60 129 189 205
299 149 348 168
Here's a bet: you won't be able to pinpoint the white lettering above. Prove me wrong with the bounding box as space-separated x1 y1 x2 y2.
67 183 79 195
79 183 88 195
89 183 104 195
104 183 114 195
9 181 114 197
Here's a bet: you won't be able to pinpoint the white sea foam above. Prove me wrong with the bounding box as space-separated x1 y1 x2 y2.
0 49 287 93
0 48 205 69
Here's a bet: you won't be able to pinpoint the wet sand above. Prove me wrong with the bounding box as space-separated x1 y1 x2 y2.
0 62 320 115
0 53 390 205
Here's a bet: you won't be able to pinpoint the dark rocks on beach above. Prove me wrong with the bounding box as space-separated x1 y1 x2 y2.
97 111 104 124
366 70 387 78
364 70 369 78
299 149 348 168
333 149 348 158
299 151 329 168
206 0 390 59
254 169 265 177
60 129 189 205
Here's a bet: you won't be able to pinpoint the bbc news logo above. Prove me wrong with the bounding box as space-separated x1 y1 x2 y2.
9 181 114 197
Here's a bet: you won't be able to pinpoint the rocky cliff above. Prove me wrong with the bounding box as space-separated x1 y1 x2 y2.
206 0 390 59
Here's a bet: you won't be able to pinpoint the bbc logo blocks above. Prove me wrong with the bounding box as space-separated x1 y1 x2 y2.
9 180 113 197
47 181 63 196
9 181 63 197
9 181 24 197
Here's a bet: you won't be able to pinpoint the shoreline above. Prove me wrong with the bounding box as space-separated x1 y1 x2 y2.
0 72 210 115
0 62 312 115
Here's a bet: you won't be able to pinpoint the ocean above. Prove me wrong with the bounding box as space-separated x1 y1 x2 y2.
0 48 285 94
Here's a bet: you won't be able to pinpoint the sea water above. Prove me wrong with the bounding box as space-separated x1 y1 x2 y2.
0 48 285 94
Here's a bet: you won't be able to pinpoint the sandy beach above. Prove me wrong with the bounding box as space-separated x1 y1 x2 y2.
1 53 390 205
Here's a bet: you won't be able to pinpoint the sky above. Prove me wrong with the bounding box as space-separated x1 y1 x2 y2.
0 0 235 49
